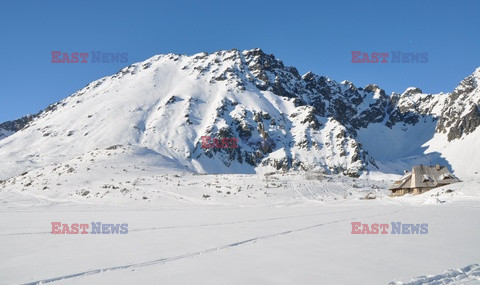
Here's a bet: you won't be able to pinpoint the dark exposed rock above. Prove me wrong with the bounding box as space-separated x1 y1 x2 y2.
446 105 480 141
0 114 36 132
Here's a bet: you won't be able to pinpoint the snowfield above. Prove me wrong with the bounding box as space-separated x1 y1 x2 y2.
1 170 479 284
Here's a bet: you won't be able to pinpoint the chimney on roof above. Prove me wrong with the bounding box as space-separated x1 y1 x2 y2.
436 164 441 171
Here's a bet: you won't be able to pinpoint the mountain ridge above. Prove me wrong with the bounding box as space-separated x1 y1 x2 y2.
1 48 479 180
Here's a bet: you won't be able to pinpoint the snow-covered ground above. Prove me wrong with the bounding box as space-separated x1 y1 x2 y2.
1 170 479 284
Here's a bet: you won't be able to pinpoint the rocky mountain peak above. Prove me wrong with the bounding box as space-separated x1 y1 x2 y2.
402 87 423 96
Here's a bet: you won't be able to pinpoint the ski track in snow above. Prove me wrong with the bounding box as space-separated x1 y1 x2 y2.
21 208 404 284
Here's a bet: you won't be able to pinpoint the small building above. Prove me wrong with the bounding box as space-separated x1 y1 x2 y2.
389 165 459 196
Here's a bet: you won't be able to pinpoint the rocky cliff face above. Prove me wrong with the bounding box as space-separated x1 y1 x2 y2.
436 70 480 141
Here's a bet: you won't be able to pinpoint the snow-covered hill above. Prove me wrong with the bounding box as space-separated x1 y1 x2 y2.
0 49 479 180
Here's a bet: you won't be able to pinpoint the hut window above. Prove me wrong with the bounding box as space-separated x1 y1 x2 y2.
422 174 432 182
440 173 453 180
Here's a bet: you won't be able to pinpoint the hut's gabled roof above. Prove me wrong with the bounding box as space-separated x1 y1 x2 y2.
389 172 412 190
389 165 459 190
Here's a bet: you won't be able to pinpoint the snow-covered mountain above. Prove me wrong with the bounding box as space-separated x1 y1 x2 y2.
1 48 479 180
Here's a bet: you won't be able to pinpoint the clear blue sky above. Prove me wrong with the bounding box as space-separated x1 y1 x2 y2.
1 0 479 122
